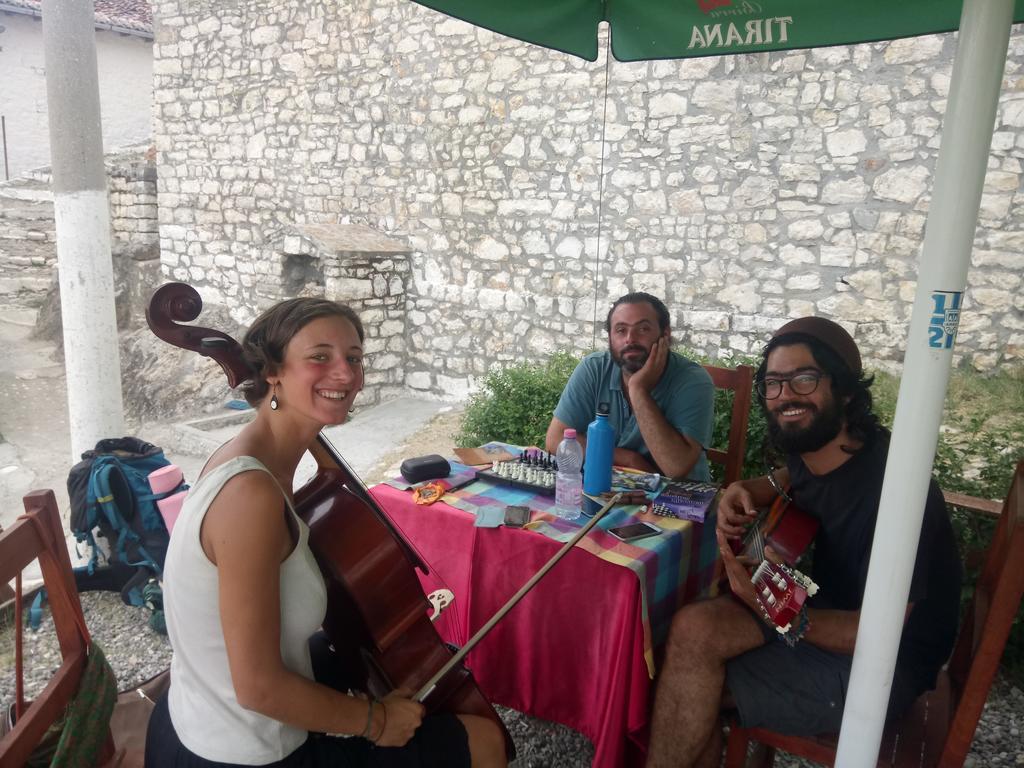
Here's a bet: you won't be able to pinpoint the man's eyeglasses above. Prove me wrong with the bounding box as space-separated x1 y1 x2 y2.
757 371 828 400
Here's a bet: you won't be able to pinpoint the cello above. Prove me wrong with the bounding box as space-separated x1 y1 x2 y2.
145 282 516 758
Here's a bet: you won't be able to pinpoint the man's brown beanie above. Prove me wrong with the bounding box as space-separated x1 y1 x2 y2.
771 317 862 377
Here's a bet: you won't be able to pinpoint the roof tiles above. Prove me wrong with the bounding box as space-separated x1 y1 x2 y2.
1 0 152 35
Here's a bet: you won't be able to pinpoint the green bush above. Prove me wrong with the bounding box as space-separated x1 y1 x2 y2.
869 365 1023 501
457 351 582 449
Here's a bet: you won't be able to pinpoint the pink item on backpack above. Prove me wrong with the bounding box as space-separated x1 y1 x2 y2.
149 464 187 534
156 490 187 534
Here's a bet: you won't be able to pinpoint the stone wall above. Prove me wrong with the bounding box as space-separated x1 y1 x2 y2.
281 223 411 406
0 173 54 303
0 146 158 310
151 0 1024 402
108 146 160 249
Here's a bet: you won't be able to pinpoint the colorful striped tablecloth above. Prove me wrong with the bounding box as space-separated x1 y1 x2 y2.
386 447 722 676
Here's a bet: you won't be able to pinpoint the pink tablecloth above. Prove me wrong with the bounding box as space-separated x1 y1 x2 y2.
371 481 720 768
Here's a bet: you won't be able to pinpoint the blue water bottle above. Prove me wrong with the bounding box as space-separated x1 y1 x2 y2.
583 401 615 496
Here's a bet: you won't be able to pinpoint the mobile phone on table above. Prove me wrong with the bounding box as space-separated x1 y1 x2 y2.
504 505 530 528
608 521 662 542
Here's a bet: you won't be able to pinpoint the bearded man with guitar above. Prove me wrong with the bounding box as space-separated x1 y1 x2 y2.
646 317 961 768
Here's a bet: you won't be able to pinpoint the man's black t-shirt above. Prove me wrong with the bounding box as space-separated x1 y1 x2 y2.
786 431 962 693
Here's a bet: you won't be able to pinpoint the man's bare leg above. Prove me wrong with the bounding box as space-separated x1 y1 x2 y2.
646 596 765 768
693 719 723 768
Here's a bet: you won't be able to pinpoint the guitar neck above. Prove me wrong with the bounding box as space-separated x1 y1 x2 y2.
741 495 819 565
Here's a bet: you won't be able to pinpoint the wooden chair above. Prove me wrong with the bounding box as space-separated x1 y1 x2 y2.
0 489 114 768
724 459 1024 768
702 363 755 486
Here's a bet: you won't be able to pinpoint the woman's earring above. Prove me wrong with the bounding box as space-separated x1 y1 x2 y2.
270 383 280 411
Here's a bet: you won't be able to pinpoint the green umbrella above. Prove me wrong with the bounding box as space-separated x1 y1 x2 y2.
412 0 1024 61
409 2 1021 767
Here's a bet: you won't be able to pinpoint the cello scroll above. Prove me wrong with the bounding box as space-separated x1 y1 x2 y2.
145 282 253 388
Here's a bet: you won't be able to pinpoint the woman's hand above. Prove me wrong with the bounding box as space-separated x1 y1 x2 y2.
372 690 424 748
717 481 758 539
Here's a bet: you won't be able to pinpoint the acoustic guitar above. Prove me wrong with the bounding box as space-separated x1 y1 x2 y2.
736 494 820 633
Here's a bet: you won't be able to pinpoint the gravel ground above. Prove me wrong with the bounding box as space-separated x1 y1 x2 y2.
3 591 1023 767
3 405 1022 766
0 591 595 767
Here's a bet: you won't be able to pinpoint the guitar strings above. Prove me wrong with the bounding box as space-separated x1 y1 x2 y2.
748 524 767 562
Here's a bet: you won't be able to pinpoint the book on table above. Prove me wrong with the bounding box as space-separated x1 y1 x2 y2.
610 468 662 493
650 481 718 522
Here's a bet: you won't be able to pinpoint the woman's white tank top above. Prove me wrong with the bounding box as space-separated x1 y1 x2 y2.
164 456 327 764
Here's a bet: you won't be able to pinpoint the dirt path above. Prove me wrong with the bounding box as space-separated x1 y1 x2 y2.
362 406 465 485
0 311 72 529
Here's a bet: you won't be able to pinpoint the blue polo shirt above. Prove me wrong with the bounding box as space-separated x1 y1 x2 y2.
553 350 714 481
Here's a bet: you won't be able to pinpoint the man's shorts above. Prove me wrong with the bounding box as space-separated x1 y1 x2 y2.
725 626 921 737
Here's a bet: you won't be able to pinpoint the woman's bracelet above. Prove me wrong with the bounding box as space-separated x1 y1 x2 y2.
370 700 388 744
358 696 378 739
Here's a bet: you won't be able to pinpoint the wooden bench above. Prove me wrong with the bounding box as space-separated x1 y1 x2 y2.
0 489 116 768
724 460 1024 768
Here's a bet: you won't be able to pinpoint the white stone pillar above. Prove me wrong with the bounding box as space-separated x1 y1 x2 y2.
42 0 125 460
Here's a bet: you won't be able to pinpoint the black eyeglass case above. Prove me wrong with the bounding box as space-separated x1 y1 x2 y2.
400 454 452 484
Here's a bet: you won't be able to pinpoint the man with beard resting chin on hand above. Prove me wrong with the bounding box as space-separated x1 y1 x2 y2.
545 292 714 481
644 317 962 768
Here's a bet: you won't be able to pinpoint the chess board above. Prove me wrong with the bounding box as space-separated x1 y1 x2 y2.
476 455 557 497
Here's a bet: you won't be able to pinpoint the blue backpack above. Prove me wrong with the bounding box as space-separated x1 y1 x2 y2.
67 437 187 605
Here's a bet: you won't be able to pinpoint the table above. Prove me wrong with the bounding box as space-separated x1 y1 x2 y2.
370 468 721 768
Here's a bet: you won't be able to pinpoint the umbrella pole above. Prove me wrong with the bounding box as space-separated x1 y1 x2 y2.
591 26 612 350
835 1 1014 765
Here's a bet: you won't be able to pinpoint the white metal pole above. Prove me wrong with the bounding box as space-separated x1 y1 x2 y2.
42 0 125 460
835 1 1013 765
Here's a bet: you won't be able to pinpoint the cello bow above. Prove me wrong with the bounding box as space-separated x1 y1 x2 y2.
415 492 621 703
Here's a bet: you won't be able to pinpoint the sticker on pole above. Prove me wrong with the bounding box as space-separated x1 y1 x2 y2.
928 290 962 349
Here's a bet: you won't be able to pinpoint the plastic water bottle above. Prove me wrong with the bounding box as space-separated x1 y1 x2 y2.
555 429 584 520
583 402 615 496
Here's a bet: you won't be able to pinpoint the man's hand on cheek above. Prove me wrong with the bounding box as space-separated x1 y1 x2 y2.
628 337 668 395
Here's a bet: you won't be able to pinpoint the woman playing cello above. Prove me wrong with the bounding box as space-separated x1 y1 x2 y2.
144 297 507 768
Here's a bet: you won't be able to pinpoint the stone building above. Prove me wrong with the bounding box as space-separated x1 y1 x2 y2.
150 0 1024 403
0 0 155 310
0 0 153 180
